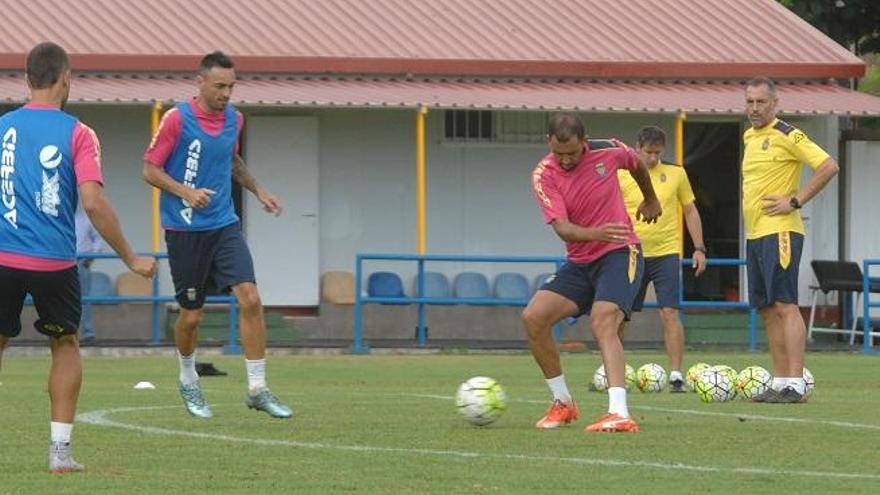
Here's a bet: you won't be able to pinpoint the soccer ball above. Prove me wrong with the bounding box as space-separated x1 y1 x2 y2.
455 376 507 426
686 362 711 392
736 365 772 399
709 364 738 384
695 368 737 403
592 364 636 392
636 363 668 392
803 367 815 398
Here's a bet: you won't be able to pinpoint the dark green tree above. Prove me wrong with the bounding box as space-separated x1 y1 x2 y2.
779 0 880 55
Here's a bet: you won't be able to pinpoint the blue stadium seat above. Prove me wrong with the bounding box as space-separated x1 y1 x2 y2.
533 272 554 294
494 273 530 300
89 271 115 304
413 272 452 301
367 271 408 303
453 272 491 300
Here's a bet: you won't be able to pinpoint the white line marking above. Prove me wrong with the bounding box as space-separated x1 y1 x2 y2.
77 405 880 481
407 393 880 431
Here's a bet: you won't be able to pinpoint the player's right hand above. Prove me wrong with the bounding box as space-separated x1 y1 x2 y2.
185 188 216 209
128 256 158 278
594 223 631 243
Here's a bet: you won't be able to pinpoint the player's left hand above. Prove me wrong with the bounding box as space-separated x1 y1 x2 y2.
636 198 662 224
692 250 707 276
257 190 283 216
761 195 794 216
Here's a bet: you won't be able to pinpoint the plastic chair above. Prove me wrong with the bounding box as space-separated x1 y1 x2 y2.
89 271 115 304
453 272 491 300
413 272 452 301
494 273 530 300
115 272 152 297
807 260 880 344
322 271 356 304
367 271 407 303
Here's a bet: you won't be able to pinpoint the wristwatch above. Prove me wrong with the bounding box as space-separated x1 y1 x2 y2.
789 196 802 209
694 246 706 254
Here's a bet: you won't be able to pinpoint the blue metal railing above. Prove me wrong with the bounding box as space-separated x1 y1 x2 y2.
352 253 757 353
24 252 240 354
862 259 880 355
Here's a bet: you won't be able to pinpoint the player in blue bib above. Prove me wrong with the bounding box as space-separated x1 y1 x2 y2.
0 42 156 473
143 51 291 420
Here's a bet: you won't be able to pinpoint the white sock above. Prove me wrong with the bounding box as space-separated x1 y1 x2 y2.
669 370 683 382
50 422 73 444
786 377 806 394
607 387 629 418
545 374 572 404
246 358 267 394
771 377 787 391
178 351 198 385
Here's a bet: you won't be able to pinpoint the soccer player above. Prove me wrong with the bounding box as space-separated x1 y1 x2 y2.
0 42 156 473
524 113 661 432
143 51 292 419
618 126 707 392
741 77 839 403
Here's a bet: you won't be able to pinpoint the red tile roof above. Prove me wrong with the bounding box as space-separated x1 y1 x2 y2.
0 0 865 79
2 74 879 116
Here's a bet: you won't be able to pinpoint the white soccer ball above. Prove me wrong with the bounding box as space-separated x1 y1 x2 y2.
686 362 711 392
455 376 507 426
592 363 636 392
636 363 668 392
736 365 772 400
695 368 737 403
803 367 815 398
709 364 738 384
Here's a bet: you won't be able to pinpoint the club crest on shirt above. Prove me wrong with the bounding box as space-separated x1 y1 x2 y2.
595 162 606 177
660 172 667 183
761 138 770 151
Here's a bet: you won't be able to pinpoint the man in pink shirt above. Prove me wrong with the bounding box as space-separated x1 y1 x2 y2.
0 42 156 473
524 113 661 433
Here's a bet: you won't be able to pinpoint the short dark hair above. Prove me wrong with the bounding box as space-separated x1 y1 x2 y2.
747 76 776 97
26 42 69 90
636 126 666 147
548 113 585 141
200 51 234 73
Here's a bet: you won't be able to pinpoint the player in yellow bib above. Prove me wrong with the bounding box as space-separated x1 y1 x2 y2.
618 126 706 392
742 77 839 403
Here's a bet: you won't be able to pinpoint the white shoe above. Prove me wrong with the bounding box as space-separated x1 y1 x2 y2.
48 442 85 474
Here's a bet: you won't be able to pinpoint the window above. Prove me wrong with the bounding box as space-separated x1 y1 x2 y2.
443 110 550 144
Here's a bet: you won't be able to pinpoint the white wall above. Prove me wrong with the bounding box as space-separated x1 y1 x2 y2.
55 106 845 304
845 140 880 316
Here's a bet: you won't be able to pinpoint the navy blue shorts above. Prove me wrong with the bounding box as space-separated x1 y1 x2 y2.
632 254 681 311
0 265 80 338
540 245 644 320
165 222 256 310
747 231 803 309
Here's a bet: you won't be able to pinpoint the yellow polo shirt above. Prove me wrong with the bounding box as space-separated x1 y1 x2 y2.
618 163 695 257
742 118 830 240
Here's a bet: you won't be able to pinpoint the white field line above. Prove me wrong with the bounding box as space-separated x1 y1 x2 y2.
77 405 880 481
407 393 880 431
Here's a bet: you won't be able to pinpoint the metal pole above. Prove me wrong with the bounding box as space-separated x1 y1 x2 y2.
748 308 758 352
352 255 366 353
864 260 872 354
417 258 427 347
416 106 428 255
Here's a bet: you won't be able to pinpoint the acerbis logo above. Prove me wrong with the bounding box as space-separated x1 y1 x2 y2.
39 145 62 169
179 139 201 225
1 127 17 229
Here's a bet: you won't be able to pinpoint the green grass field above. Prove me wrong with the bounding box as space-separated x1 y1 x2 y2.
1 351 879 494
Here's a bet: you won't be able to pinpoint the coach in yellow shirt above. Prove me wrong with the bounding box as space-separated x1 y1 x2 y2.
619 126 707 392
743 77 839 404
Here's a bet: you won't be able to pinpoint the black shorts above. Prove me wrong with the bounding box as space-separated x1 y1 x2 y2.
540 245 644 320
0 265 81 338
165 222 256 310
632 254 681 311
747 231 803 309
